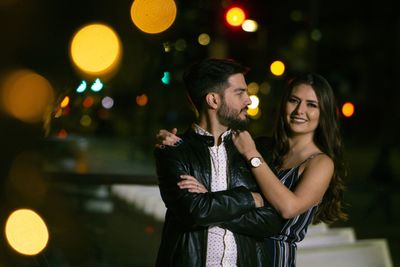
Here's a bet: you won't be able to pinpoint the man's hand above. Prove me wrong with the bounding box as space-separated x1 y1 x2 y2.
251 192 264 208
177 175 208 193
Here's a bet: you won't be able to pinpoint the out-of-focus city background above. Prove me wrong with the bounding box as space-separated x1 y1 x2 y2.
0 0 399 266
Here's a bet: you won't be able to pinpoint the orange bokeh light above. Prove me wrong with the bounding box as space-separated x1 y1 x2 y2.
342 102 355 117
136 94 148 106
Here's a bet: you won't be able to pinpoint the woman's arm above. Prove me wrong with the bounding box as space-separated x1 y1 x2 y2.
233 131 334 219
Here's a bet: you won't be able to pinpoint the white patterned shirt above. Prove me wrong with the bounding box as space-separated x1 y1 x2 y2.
193 124 237 267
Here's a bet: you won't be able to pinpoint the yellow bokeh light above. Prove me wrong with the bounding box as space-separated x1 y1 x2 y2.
198 33 211 46
247 82 259 95
60 96 69 108
270 60 285 76
226 7 246 27
0 69 54 123
5 209 49 256
130 0 177 34
247 107 261 119
80 114 92 127
342 102 355 117
70 23 122 77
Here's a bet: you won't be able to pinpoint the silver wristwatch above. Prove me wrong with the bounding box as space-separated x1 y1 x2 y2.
249 157 263 168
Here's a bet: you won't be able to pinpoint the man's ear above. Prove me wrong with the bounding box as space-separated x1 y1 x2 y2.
205 93 220 109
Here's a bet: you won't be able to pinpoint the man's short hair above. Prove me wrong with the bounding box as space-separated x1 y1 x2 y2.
183 58 249 111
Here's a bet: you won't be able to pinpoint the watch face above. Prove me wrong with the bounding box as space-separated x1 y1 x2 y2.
250 157 261 167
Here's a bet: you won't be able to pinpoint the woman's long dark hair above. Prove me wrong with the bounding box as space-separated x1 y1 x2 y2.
271 73 348 224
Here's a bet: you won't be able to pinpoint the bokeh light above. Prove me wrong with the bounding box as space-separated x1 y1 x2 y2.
76 80 87 93
101 96 114 109
311 29 322 41
270 60 285 76
60 96 70 108
247 82 259 95
130 0 177 34
82 96 94 109
259 82 271 95
136 94 148 106
70 23 122 78
247 107 261 119
248 95 259 109
175 39 187 51
80 114 92 127
163 42 172 52
290 10 304 22
342 102 355 117
242 19 258 32
57 129 68 139
161 72 171 85
5 209 49 256
225 7 246 27
198 33 211 46
91 78 104 92
0 69 54 123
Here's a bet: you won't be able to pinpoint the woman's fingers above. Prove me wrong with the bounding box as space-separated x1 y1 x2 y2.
156 129 171 141
162 136 181 146
155 129 182 147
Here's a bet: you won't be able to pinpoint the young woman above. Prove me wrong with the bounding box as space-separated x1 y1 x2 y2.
157 72 348 266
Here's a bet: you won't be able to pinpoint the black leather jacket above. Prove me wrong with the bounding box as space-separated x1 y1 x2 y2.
154 127 283 267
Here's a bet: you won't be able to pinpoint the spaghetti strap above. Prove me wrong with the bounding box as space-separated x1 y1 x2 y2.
296 152 325 168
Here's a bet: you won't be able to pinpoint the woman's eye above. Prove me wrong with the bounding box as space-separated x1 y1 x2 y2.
308 103 318 108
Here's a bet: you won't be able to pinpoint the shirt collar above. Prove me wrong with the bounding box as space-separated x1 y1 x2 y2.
192 123 232 142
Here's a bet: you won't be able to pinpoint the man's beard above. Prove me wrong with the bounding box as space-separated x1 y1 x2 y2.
217 99 249 131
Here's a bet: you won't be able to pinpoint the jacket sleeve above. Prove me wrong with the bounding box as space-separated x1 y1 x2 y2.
221 203 284 238
154 146 256 227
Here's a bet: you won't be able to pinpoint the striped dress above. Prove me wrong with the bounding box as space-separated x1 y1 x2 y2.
264 154 323 267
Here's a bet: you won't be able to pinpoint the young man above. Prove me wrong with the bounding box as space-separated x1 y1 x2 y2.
154 58 282 267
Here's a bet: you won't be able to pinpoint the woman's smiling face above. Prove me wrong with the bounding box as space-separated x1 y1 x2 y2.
285 83 320 136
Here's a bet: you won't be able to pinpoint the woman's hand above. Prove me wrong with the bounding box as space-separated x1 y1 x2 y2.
155 128 182 148
232 131 258 160
177 175 208 193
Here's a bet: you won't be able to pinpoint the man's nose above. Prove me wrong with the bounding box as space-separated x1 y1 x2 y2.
245 94 252 106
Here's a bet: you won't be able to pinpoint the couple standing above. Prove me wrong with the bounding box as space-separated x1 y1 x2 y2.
153 58 347 267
